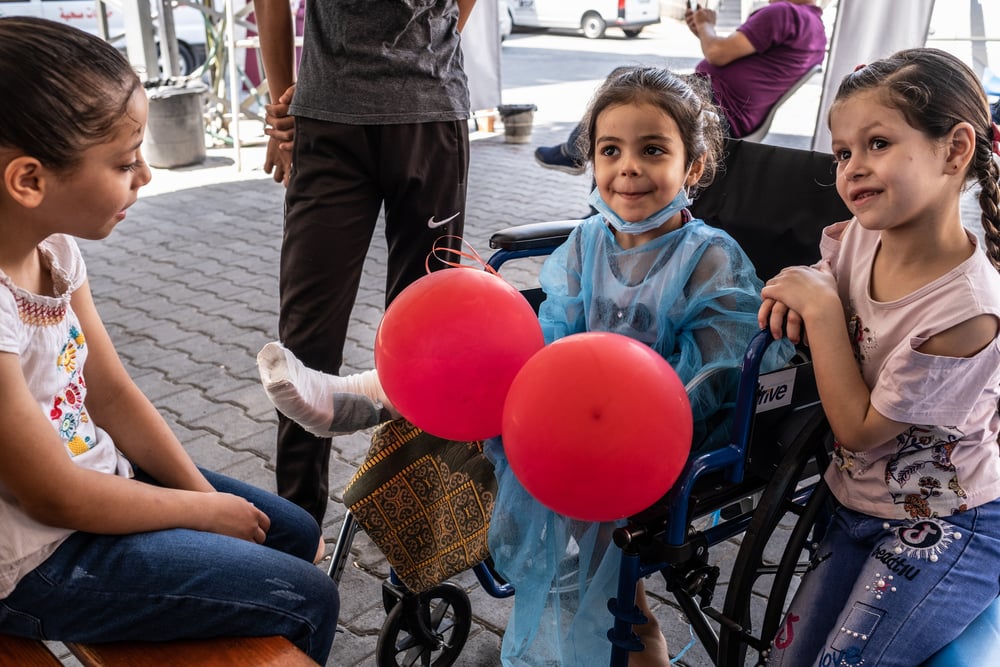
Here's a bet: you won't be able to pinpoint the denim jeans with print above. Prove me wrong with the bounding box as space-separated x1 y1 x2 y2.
0 468 339 664
767 500 1000 667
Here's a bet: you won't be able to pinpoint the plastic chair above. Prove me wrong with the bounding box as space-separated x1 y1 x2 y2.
740 64 822 143
922 596 1000 667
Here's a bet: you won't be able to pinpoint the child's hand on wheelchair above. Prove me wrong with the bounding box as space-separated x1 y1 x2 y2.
759 261 838 345
759 297 807 344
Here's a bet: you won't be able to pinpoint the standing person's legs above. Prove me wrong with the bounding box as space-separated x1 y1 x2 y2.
379 120 469 304
0 471 339 664
278 117 383 523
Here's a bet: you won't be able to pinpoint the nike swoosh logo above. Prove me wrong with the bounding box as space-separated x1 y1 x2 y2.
427 211 461 229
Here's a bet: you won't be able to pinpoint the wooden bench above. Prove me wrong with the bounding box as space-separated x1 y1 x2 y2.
0 633 61 666
1 633 316 666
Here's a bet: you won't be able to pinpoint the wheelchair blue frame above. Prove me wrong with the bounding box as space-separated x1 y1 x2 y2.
606 329 807 667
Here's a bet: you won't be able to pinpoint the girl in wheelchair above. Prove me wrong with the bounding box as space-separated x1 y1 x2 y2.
759 48 1000 666
260 65 791 665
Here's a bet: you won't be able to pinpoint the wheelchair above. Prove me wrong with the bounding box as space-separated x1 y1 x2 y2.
324 139 1000 667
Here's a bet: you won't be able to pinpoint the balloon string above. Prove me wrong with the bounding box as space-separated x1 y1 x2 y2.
425 235 500 276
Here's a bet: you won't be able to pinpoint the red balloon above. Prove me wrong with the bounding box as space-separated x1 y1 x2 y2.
375 267 544 441
501 332 692 521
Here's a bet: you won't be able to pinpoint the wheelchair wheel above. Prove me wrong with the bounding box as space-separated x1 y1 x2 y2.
375 582 472 667
717 406 833 666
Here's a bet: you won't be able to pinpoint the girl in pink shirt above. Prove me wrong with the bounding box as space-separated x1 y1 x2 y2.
759 48 1000 666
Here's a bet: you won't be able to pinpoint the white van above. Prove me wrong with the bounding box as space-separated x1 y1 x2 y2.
506 0 660 39
0 0 210 74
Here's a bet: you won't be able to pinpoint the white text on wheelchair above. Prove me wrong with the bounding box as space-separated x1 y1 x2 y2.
756 368 796 413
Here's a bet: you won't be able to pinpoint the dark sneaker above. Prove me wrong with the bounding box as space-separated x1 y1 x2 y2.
534 144 586 175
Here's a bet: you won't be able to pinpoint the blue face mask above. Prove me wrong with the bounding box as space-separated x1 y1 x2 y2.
588 186 692 235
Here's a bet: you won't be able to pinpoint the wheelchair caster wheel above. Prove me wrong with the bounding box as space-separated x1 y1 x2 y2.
375 581 472 667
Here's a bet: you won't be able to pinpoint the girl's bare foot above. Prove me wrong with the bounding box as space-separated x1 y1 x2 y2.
314 537 327 565
629 579 670 666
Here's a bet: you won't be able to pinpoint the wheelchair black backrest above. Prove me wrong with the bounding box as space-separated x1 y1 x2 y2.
690 139 852 281
685 140 848 478
744 350 823 478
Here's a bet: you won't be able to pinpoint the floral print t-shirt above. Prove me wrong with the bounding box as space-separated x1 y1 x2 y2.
821 219 1000 520
0 234 131 598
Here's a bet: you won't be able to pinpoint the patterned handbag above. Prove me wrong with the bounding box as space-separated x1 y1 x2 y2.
342 418 496 593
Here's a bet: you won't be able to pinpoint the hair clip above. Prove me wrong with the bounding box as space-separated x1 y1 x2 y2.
853 63 867 72
993 122 1000 156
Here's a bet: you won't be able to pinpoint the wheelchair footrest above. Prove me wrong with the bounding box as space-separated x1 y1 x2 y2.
606 627 644 653
607 598 648 626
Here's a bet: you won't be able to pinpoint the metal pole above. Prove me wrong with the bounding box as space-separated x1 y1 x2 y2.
121 0 159 82
970 0 988 79
94 0 110 40
155 0 182 79
225 0 243 170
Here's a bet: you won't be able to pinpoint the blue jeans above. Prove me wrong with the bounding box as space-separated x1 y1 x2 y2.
767 500 1000 667
0 469 339 664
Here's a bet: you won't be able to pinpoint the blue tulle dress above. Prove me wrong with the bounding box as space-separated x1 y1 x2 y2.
486 214 789 666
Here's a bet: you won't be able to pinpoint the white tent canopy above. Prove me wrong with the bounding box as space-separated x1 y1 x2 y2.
462 0 503 111
812 0 936 151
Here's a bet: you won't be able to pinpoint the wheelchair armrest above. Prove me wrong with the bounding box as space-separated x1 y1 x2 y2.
684 364 740 396
489 219 585 252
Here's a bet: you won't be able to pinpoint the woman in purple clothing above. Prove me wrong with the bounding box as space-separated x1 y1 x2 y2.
535 0 827 174
685 0 826 138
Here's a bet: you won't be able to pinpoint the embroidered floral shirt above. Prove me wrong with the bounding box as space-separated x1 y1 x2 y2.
821 220 1000 520
0 234 131 598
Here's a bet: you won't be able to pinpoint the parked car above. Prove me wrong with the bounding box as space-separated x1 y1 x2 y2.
0 0 209 74
507 0 660 39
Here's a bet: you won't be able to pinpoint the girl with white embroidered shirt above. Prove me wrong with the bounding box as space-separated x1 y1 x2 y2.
760 48 1000 666
0 18 338 662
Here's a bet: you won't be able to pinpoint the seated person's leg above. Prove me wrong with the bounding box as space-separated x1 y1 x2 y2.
198 468 325 562
1 486 339 664
534 122 586 175
257 342 397 436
